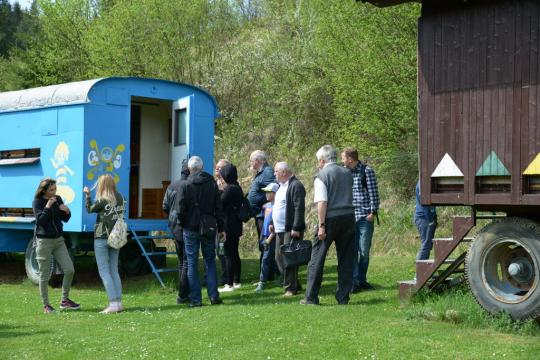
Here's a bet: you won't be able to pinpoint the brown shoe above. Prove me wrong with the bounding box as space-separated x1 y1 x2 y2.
283 291 296 297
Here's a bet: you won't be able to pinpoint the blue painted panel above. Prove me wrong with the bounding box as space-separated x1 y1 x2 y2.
0 229 32 252
190 115 214 174
0 106 83 215
40 131 84 231
58 106 84 133
0 108 55 150
107 88 129 106
82 103 130 232
40 111 58 135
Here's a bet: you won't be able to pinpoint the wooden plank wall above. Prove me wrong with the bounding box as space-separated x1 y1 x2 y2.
418 0 540 208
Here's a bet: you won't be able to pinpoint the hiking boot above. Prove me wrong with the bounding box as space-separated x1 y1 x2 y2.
60 298 81 310
43 304 56 314
254 282 265 293
210 297 223 305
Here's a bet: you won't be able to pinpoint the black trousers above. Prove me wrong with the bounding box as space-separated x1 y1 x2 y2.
224 235 241 285
174 237 189 300
275 232 301 293
305 214 355 304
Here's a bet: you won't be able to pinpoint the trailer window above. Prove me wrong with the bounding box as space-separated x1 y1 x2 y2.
0 148 40 166
173 109 187 146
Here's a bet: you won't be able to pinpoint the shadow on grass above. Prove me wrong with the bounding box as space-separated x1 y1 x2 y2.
0 324 50 338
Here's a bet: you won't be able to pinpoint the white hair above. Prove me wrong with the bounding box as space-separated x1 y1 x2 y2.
316 145 337 163
250 150 267 162
275 161 293 174
188 156 204 172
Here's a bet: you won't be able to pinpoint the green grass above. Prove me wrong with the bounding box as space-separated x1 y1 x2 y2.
0 256 539 359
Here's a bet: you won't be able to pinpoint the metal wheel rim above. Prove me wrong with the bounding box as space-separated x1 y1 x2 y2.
481 238 539 304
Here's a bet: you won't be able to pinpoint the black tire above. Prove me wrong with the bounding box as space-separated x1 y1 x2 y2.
119 239 151 276
466 217 540 320
24 238 52 285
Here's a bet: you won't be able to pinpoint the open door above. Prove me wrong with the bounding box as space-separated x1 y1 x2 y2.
171 95 193 181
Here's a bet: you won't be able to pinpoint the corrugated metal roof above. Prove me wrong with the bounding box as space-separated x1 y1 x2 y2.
0 78 103 113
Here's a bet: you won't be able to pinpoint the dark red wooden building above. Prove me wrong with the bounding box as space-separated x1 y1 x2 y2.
363 0 540 321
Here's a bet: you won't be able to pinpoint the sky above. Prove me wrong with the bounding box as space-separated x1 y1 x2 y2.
8 0 33 10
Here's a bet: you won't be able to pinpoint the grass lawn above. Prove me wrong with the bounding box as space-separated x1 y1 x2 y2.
0 255 538 359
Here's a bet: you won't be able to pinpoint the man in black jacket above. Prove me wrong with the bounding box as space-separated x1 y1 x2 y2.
176 156 225 307
273 162 306 296
162 159 190 304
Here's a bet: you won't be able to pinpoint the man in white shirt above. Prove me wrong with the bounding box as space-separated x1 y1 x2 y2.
273 162 306 296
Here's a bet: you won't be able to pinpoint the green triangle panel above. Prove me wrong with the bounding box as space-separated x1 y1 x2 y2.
476 151 510 176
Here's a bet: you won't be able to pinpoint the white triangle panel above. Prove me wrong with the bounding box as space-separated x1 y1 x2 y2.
431 153 464 178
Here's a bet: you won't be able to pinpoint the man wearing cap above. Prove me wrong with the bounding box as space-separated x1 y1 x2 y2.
273 162 306 297
302 145 355 305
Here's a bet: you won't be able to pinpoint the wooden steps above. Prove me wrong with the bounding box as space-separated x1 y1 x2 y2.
398 216 476 300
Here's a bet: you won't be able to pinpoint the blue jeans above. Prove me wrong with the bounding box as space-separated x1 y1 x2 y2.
352 218 374 286
415 218 437 260
183 230 219 304
94 239 122 301
259 237 279 282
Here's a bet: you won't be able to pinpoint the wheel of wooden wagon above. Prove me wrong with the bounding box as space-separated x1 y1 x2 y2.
466 217 540 320
24 237 52 285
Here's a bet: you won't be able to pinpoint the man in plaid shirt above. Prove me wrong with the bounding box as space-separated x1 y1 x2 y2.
341 147 380 292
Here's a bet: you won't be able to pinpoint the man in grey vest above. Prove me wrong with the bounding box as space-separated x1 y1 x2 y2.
301 145 356 305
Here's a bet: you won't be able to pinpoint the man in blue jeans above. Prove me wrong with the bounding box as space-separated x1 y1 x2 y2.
176 156 225 307
341 148 380 293
415 181 437 260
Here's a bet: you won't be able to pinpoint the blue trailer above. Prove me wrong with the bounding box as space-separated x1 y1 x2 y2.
0 77 219 283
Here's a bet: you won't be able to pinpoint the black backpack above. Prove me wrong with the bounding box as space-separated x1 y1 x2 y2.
237 196 252 223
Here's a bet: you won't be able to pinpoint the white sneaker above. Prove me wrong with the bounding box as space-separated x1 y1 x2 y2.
100 305 120 314
233 283 242 289
218 285 234 293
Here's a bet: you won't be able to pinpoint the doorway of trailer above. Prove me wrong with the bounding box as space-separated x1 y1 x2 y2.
128 96 190 219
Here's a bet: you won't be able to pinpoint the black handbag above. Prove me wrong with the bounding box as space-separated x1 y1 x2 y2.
280 238 312 268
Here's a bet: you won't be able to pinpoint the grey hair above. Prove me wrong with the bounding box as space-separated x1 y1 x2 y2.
316 145 337 163
275 161 293 174
250 150 267 162
188 156 204 172
216 159 231 167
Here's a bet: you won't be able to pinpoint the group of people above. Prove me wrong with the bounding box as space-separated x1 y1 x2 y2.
32 143 436 312
163 145 381 307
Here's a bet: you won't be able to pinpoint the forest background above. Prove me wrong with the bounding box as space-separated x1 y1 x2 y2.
0 0 431 255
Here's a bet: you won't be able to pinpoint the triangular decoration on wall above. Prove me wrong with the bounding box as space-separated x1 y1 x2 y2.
431 153 464 178
476 151 510 176
523 153 540 175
